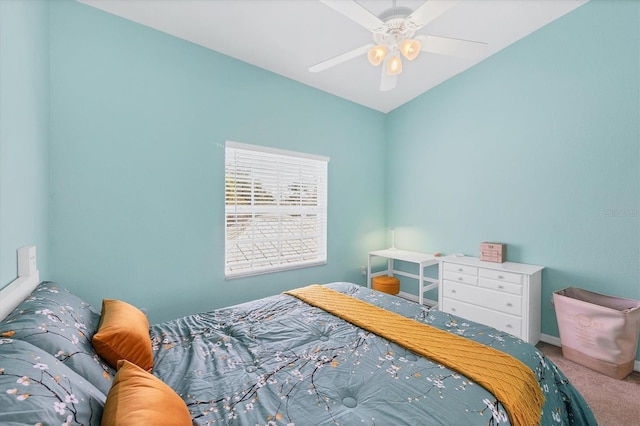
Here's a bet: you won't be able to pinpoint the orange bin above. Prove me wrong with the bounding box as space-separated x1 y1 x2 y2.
372 276 400 295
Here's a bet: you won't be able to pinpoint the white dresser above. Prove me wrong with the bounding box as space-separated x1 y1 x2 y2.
438 256 543 344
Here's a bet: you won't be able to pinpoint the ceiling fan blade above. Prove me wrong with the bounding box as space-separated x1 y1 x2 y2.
416 35 487 58
320 0 386 33
405 0 461 31
380 58 397 91
309 44 374 73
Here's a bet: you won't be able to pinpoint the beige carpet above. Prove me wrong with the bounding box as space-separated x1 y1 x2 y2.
537 342 640 426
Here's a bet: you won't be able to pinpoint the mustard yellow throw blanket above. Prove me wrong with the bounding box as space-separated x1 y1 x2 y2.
285 285 544 426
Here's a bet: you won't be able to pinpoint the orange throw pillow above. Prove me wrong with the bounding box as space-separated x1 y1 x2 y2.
92 299 153 371
101 360 191 426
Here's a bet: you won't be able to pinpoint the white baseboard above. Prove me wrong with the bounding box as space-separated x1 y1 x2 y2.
539 333 561 347
540 333 640 373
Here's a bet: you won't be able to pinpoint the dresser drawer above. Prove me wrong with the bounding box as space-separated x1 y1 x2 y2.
478 268 522 285
443 271 478 286
444 262 478 276
442 281 523 316
441 298 522 338
478 277 522 295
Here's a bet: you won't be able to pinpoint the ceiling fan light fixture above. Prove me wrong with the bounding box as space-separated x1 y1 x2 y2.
386 54 403 76
400 38 421 61
367 45 388 66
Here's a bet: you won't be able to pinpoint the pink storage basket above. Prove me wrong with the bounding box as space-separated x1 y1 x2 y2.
553 287 640 379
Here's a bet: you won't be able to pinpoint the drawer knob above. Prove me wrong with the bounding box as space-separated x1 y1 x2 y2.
498 275 505 279
451 289 457 293
498 285 504 289
506 324 513 328
458 277 463 281
506 303 513 307
458 268 463 272
451 308 456 312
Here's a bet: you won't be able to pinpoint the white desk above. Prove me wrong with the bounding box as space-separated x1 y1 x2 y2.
367 249 440 306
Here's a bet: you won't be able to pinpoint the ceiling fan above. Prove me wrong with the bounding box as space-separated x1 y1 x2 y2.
310 0 487 91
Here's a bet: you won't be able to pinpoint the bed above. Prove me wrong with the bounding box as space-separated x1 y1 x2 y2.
0 248 596 425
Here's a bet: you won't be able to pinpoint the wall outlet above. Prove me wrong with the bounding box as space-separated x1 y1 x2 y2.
360 266 367 276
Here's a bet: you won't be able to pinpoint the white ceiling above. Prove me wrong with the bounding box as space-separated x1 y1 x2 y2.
78 0 588 113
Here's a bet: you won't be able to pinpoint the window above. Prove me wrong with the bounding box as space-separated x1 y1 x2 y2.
224 141 329 278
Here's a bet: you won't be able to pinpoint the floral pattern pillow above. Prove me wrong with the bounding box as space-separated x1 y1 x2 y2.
0 338 105 425
0 282 115 395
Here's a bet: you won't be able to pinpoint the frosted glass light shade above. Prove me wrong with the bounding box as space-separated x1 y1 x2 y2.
367 45 388 66
386 55 403 75
400 39 421 61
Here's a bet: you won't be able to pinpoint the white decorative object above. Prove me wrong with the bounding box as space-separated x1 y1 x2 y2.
438 256 543 345
389 228 396 250
18 246 37 277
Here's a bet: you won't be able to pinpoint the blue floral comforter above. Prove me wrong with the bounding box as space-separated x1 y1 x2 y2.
150 282 596 425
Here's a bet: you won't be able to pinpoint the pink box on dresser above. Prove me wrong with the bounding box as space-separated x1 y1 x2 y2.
480 242 505 263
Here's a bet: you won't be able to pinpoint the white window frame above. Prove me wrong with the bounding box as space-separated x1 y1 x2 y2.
224 141 329 279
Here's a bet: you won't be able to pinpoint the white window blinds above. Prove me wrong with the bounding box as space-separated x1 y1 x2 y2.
224 141 329 278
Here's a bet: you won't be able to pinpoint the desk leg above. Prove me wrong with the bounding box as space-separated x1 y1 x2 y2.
367 254 372 288
419 263 424 305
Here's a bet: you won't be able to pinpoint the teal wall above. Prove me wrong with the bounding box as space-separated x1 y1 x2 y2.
386 0 639 359
0 0 50 287
48 0 386 323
